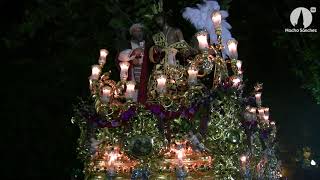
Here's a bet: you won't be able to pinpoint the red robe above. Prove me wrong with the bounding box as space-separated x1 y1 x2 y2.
116 46 151 104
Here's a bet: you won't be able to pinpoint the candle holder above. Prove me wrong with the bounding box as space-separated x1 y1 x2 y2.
188 66 198 86
101 86 112 104
125 81 136 100
212 10 222 32
227 39 238 60
157 74 167 95
91 65 102 80
196 30 209 51
255 92 262 107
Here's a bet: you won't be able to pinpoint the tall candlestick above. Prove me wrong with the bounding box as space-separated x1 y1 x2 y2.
157 75 167 94
119 62 130 81
255 92 262 106
211 10 222 28
188 66 198 85
227 39 238 60
91 65 101 80
196 31 209 50
125 81 135 99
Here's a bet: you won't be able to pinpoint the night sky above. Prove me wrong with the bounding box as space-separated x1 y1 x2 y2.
3 0 320 179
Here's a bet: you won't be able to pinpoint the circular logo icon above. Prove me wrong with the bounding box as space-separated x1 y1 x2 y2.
290 7 313 28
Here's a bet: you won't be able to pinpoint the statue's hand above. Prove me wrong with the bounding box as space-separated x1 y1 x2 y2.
131 48 144 57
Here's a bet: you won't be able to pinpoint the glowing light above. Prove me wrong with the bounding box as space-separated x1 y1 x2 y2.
232 77 241 86
196 31 209 50
211 10 222 28
311 159 316 166
100 49 109 58
91 65 101 79
227 39 238 60
240 155 247 162
236 60 242 69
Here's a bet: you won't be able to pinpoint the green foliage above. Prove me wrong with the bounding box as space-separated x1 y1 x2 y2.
273 28 320 104
206 91 246 179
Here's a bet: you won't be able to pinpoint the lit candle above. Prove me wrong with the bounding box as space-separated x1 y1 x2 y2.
240 155 247 163
211 10 222 28
258 108 265 117
101 86 112 103
102 86 112 96
119 62 130 81
227 39 238 60
157 75 167 94
264 107 269 116
236 60 242 70
232 76 241 87
100 49 109 59
125 81 135 99
240 155 247 172
196 31 209 50
91 65 101 80
255 92 262 106
188 66 198 85
249 107 257 114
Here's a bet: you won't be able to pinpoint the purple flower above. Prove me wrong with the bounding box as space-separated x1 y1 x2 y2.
111 120 120 127
149 105 162 115
120 107 136 121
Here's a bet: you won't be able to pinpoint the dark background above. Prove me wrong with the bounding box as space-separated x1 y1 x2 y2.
2 0 319 179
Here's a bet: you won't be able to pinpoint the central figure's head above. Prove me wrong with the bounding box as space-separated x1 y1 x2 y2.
129 23 144 42
154 13 166 29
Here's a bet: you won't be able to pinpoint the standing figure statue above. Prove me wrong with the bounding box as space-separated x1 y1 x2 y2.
117 23 153 104
149 12 192 66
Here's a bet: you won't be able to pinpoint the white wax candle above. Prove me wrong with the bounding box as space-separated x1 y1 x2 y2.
255 92 262 106
196 31 209 50
232 77 241 86
91 65 101 80
102 86 112 97
119 62 130 81
126 81 135 99
236 60 242 70
249 107 256 114
258 108 265 117
211 10 222 28
188 67 198 85
227 39 238 60
157 75 167 93
100 49 109 59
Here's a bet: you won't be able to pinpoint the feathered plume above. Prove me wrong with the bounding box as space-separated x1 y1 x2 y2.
182 0 233 57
